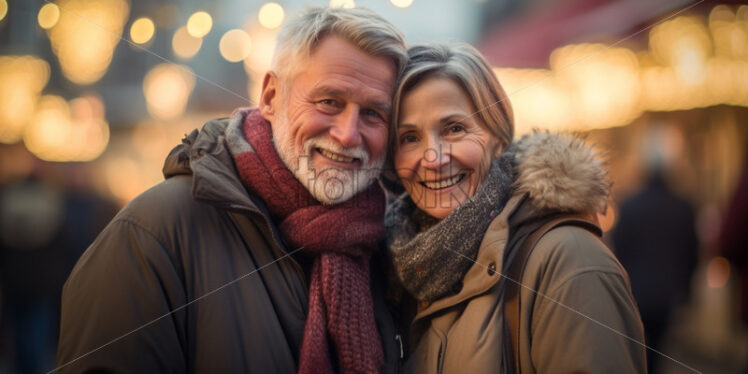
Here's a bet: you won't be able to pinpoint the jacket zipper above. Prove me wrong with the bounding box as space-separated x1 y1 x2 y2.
395 333 404 374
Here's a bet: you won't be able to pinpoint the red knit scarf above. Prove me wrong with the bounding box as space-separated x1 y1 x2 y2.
232 109 385 374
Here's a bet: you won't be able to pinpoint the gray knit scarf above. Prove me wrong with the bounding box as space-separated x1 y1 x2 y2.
385 155 515 302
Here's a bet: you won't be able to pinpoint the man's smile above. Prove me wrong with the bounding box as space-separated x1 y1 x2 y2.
315 147 362 167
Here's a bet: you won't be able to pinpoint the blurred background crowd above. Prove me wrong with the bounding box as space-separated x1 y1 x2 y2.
0 0 747 373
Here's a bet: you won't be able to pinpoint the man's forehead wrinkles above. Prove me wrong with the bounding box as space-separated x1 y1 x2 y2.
316 59 393 86
312 85 348 97
317 68 392 87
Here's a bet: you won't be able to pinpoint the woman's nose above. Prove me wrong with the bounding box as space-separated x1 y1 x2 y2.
419 141 450 170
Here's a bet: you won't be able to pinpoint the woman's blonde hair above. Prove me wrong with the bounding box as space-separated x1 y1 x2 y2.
391 43 514 154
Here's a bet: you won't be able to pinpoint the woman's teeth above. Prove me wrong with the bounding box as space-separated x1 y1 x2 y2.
319 148 355 163
422 174 464 190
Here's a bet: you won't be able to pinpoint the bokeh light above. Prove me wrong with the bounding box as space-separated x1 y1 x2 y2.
172 26 202 59
186 11 212 38
330 0 355 8
258 2 284 29
0 0 7 23
0 56 50 144
46 0 130 85
23 95 110 162
219 29 252 63
143 63 196 120
706 257 730 288
650 16 712 86
130 17 155 44
390 0 414 8
551 44 641 130
130 120 170 163
495 68 573 134
37 3 60 30
494 10 748 133
104 157 145 205
710 5 748 61
243 25 278 100
243 25 277 74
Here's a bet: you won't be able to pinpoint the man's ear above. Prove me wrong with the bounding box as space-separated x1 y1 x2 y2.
259 71 278 122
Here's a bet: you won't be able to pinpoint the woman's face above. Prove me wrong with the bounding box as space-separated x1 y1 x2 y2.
395 76 500 219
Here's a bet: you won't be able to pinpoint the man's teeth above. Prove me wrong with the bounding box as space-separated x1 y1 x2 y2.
319 148 355 163
423 174 463 189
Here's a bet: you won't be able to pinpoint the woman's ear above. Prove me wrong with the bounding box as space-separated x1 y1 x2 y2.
259 72 278 121
493 140 505 158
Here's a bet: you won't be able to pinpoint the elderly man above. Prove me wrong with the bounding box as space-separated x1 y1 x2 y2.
56 7 407 373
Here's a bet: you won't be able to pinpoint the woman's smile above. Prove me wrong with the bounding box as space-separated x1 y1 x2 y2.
395 76 499 219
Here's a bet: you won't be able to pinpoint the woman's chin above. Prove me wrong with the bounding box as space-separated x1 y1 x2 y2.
420 206 453 220
413 193 468 220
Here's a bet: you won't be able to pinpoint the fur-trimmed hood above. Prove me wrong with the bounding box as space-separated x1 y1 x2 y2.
507 130 610 215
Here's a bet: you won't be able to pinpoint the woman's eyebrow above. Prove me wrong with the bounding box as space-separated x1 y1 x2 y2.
439 113 471 124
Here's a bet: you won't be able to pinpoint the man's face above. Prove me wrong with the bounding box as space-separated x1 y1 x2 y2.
261 35 396 204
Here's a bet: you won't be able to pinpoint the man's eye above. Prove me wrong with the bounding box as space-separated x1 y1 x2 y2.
362 108 379 117
320 99 338 106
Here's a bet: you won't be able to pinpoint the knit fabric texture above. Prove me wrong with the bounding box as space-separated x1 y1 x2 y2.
229 109 385 374
385 155 515 302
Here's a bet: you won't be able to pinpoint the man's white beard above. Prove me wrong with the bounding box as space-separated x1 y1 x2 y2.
272 119 384 205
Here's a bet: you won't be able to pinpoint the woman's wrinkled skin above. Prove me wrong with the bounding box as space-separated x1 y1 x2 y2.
395 76 501 219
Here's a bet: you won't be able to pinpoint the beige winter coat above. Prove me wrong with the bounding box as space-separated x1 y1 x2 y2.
400 132 647 374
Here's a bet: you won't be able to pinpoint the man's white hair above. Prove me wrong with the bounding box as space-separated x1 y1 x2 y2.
271 6 408 82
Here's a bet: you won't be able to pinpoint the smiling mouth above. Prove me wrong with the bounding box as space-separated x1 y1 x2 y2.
317 148 360 164
420 174 466 190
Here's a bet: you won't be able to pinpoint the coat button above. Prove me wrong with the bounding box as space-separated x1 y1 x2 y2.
487 263 496 276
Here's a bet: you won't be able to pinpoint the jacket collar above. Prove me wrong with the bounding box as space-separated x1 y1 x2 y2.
411 131 610 321
412 193 525 321
162 111 263 215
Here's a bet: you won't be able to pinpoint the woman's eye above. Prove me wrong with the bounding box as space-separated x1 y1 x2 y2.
400 134 418 144
447 124 465 133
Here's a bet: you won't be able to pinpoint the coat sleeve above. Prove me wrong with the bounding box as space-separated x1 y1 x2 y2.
55 218 187 374
526 228 647 374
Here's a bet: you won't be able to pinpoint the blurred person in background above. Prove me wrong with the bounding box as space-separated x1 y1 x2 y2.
612 125 699 374
0 170 63 374
56 7 408 373
0 161 116 374
719 154 748 374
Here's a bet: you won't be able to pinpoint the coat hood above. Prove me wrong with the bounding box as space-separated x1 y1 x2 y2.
161 115 261 213
508 130 610 215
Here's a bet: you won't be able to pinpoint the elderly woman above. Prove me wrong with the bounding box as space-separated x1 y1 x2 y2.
385 43 647 373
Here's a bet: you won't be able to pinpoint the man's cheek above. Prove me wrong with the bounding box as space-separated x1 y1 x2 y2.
366 130 389 162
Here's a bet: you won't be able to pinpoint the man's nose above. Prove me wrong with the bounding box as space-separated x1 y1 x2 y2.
330 107 363 147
